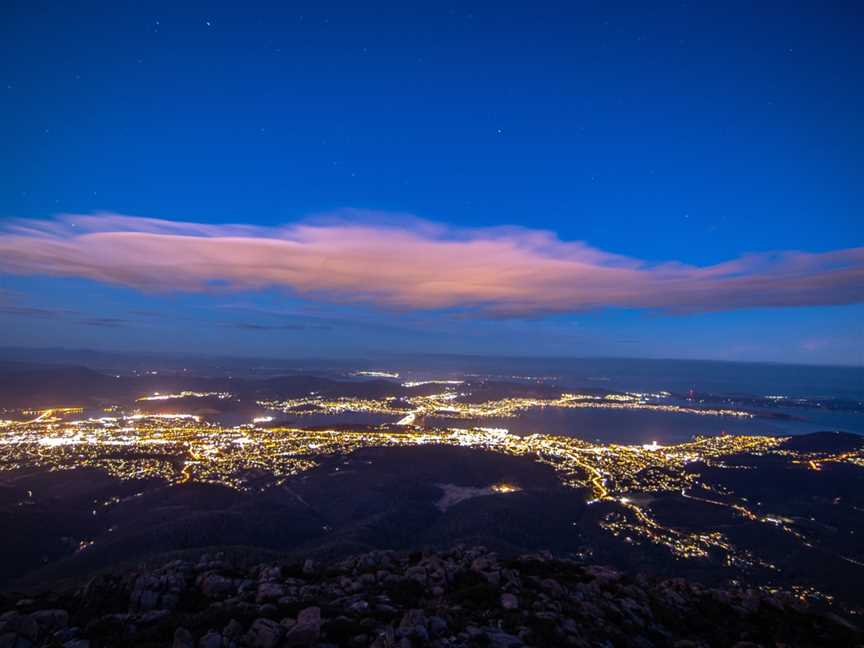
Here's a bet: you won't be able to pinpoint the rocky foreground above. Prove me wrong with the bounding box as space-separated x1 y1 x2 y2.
1 547 861 648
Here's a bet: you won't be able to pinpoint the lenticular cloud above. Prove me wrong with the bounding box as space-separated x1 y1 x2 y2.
0 212 862 315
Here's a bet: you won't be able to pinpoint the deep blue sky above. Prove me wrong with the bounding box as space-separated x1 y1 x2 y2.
1 2 862 364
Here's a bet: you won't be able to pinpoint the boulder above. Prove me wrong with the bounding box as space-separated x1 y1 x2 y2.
255 582 285 604
428 616 448 638
485 629 524 647
198 630 223 648
501 593 519 610
0 633 33 648
172 627 194 648
284 606 321 646
259 566 282 581
0 615 37 643
29 609 69 632
199 573 235 599
246 618 285 648
348 600 369 614
223 619 243 639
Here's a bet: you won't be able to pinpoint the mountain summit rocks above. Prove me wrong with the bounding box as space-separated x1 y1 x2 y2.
0 547 861 647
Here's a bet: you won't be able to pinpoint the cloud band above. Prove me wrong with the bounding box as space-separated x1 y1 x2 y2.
1 213 862 316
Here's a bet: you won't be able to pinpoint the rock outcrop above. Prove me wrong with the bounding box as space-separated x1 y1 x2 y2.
0 547 860 647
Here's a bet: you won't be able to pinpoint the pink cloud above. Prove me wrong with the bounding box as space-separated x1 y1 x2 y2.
0 212 862 316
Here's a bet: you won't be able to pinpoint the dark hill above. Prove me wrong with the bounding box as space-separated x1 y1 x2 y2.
0 365 424 408
781 431 864 453
0 365 124 408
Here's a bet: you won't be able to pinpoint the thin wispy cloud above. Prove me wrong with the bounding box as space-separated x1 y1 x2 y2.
0 304 78 319
225 322 332 332
1 212 862 316
79 317 128 328
0 296 127 327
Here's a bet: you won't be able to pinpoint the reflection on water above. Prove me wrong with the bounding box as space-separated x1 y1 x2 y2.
427 406 851 445
267 411 400 427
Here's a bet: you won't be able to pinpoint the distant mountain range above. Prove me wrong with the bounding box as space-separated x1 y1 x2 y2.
0 363 421 409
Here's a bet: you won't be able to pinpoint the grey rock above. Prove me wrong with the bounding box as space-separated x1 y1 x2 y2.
465 625 483 639
297 606 321 626
398 608 428 641
131 588 160 611
29 608 69 631
399 609 425 629
428 616 448 637
198 630 223 648
256 582 285 603
0 633 33 648
246 618 285 648
284 606 321 646
485 629 524 647
348 600 369 614
173 627 194 648
53 627 79 643
221 598 257 616
200 573 235 599
259 566 282 581
0 615 37 643
161 592 180 610
501 592 519 609
560 618 580 636
223 619 244 639
405 566 426 584
370 626 395 648
583 565 622 584
540 578 564 597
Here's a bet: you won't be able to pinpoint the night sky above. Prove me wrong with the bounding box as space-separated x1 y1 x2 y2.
1 2 862 364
